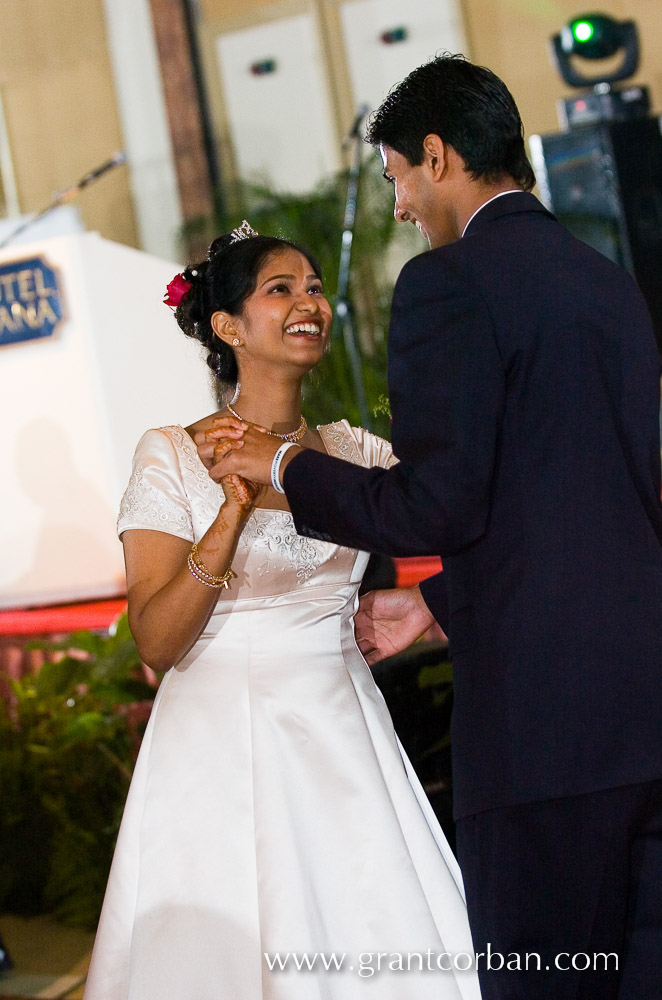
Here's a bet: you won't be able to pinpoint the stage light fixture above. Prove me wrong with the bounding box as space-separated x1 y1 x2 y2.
573 20 594 44
551 13 639 88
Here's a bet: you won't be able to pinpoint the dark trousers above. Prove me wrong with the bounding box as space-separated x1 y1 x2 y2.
455 780 662 1000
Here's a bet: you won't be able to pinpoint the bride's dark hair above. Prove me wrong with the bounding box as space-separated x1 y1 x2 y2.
175 233 323 389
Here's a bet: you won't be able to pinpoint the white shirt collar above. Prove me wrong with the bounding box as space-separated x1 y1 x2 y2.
461 189 523 238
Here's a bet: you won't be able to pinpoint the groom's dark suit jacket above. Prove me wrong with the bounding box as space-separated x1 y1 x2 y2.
284 192 662 819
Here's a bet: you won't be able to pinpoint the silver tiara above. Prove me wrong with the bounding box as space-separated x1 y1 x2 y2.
230 220 259 243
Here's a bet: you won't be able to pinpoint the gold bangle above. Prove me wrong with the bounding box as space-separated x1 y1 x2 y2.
187 546 237 589
187 554 219 587
190 542 232 583
190 542 216 578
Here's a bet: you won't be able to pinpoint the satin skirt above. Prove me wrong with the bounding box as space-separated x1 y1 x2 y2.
84 583 481 999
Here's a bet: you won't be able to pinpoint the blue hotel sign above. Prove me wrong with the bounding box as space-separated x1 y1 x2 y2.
0 256 64 346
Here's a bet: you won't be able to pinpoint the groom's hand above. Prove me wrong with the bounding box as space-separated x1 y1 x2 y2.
210 425 293 487
194 415 248 471
355 586 441 665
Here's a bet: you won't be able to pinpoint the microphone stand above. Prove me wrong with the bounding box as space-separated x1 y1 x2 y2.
332 107 371 430
0 151 127 249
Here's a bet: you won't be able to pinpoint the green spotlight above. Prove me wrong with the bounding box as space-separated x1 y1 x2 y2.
573 20 594 43
551 13 640 89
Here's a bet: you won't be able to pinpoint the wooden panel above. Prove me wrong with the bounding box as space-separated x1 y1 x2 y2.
628 0 662 106
201 0 302 23
0 0 137 247
0 0 109 80
149 0 215 225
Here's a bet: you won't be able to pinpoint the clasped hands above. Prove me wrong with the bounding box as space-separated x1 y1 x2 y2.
194 414 445 663
194 414 282 491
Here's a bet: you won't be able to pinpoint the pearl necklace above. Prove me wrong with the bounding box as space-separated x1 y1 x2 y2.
226 403 308 443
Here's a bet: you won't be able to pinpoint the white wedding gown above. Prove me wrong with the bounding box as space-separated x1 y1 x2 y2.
83 421 481 1000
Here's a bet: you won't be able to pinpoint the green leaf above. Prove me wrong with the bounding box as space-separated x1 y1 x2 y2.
63 712 108 745
33 658 89 699
109 612 132 642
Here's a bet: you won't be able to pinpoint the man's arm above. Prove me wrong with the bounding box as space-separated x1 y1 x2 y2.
212 251 504 560
284 252 504 557
418 569 449 634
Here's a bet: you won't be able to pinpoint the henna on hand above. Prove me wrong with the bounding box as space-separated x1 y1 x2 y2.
221 473 265 510
195 415 247 470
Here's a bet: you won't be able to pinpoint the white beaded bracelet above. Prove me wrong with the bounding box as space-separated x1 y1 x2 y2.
271 441 299 494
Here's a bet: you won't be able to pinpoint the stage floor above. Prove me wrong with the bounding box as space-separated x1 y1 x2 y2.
0 915 92 1000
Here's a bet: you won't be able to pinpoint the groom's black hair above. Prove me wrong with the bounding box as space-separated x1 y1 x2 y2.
366 53 535 192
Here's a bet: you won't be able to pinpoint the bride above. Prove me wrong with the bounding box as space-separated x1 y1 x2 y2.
83 223 481 1000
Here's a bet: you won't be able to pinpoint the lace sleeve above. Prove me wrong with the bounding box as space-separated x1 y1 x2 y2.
117 428 194 541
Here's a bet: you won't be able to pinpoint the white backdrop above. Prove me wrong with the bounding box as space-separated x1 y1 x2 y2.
216 13 340 193
340 0 468 116
0 232 216 609
214 0 468 194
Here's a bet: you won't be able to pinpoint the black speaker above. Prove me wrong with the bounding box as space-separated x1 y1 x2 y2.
530 117 662 352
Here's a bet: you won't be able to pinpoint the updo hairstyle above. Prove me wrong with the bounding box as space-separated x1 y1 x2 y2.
175 233 323 388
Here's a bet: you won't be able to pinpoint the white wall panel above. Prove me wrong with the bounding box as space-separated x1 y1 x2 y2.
340 0 469 117
0 233 216 608
216 15 339 193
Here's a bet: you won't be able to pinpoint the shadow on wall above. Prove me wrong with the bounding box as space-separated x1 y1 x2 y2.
6 419 123 603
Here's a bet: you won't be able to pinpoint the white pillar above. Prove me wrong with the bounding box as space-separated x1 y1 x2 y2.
101 0 183 260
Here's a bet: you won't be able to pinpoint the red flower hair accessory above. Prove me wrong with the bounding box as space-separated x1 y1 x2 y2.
164 271 195 308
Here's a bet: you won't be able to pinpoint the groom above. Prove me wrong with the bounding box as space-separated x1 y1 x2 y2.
212 55 662 998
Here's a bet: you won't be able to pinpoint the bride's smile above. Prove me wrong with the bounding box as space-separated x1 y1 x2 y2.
218 247 332 371
285 321 322 337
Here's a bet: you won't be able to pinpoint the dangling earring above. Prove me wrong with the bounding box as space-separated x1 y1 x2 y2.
232 338 240 347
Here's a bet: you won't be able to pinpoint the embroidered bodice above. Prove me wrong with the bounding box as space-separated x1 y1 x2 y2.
117 420 396 602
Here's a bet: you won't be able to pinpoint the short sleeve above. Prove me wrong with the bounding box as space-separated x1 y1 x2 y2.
117 428 194 541
319 420 398 470
351 425 399 470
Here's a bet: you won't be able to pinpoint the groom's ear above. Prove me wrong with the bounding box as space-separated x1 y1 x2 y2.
422 134 447 181
211 310 240 347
